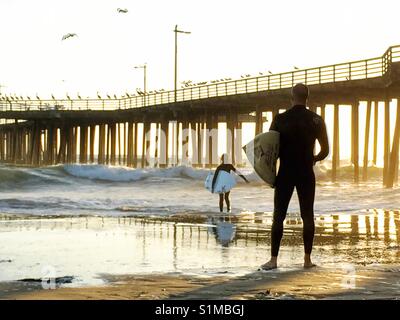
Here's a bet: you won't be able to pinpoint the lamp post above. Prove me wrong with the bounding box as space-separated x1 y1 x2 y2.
173 25 191 102
134 63 147 106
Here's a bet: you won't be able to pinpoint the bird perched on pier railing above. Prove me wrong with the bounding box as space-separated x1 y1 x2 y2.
27 96 31 100
117 8 128 13
107 94 112 99
36 94 40 100
77 93 82 100
113 94 118 99
66 93 71 101
97 92 102 99
125 92 131 98
62 33 77 41
293 66 299 70
51 94 56 100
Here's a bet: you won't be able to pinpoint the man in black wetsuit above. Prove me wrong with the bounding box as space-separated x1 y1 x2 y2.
212 154 249 212
260 83 329 270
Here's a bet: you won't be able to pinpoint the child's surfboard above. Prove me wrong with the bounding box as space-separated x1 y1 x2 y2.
243 130 280 187
205 171 237 194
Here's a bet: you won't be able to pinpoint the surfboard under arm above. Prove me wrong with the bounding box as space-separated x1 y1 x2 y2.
243 130 280 187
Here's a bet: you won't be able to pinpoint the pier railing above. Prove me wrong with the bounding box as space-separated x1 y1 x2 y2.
1 45 400 112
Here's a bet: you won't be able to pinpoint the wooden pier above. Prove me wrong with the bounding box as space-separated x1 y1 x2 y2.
1 45 400 187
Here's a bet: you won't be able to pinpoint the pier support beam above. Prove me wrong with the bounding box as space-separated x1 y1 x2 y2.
57 127 66 164
383 98 391 185
110 123 116 165
118 123 122 165
363 101 372 181
141 122 150 168
197 122 203 167
159 121 169 168
79 125 88 164
255 106 263 136
235 121 243 166
66 126 74 164
89 125 96 163
182 121 190 165
133 123 138 167
227 112 237 165
352 100 360 183
373 101 379 165
332 104 339 182
190 122 197 167
175 121 180 166
154 123 160 167
98 124 106 164
212 115 219 166
127 122 133 167
386 98 400 188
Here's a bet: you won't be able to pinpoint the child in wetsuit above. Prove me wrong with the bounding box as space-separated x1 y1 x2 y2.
211 153 249 212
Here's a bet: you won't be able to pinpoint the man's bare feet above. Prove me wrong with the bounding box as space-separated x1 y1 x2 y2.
258 258 277 271
304 254 316 268
304 261 317 268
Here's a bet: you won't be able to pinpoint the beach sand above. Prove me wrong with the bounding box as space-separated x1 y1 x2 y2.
1 211 400 300
2 266 400 300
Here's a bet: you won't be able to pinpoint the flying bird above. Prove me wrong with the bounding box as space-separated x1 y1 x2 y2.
117 8 128 13
62 33 77 41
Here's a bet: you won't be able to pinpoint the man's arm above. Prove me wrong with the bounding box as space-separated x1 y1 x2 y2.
314 118 329 163
231 165 249 183
269 113 280 132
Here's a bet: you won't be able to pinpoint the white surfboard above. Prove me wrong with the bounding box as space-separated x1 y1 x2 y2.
243 130 280 187
205 171 237 194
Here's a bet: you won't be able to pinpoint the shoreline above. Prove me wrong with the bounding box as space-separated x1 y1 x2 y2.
2 265 400 300
1 212 400 300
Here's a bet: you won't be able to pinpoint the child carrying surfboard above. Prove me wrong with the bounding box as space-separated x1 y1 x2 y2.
206 153 249 212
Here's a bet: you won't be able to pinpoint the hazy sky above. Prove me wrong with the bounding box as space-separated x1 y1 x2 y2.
1 0 399 98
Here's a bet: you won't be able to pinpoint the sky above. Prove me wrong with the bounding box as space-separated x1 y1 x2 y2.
0 0 400 99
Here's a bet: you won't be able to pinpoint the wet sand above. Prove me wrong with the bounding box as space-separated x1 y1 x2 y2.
2 266 400 300
1 210 400 299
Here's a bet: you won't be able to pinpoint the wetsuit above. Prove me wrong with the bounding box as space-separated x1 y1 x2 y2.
269 105 329 256
212 163 240 212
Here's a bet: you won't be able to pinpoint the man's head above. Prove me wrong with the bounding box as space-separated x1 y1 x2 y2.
221 153 231 164
291 83 309 105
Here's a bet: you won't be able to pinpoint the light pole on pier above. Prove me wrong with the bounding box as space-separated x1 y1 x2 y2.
173 25 191 102
134 63 147 106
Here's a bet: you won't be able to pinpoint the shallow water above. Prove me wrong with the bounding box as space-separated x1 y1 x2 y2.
0 210 399 287
0 163 399 217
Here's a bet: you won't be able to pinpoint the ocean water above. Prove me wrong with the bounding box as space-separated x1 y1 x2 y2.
1 163 400 287
0 163 398 217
